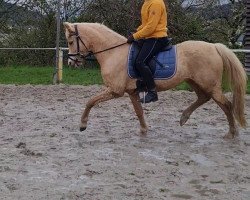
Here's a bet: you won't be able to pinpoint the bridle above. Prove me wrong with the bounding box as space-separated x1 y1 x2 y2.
67 25 91 63
67 25 127 64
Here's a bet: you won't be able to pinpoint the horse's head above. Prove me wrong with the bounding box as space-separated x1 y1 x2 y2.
63 22 92 67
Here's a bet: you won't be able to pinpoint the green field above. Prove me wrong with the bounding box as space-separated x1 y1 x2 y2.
0 65 249 94
0 65 103 85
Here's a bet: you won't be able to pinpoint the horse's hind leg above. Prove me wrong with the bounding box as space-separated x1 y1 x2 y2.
180 80 211 126
80 87 118 131
129 92 148 134
211 87 238 139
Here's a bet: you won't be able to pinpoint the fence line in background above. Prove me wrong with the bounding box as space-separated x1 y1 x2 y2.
0 47 249 83
0 48 56 50
1 47 249 52
232 49 250 53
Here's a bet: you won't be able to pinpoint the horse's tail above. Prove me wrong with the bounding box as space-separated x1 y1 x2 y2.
215 43 247 127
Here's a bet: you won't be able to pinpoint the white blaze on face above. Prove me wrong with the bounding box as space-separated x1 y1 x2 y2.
68 54 85 68
64 22 87 67
68 58 75 66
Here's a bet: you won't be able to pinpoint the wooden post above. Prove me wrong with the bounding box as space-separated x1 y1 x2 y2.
58 48 63 83
53 0 62 84
57 48 63 82
245 0 250 75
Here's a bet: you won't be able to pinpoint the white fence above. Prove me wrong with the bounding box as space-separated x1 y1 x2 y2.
0 47 249 83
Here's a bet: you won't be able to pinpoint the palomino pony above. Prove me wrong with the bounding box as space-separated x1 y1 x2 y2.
63 22 247 139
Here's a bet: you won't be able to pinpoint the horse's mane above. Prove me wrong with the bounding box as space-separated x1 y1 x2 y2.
77 22 126 42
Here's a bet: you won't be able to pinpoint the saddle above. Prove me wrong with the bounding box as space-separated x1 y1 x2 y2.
148 38 173 72
127 38 177 82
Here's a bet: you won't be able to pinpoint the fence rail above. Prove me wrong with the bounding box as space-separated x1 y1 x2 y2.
1 47 250 52
0 47 249 83
0 48 57 50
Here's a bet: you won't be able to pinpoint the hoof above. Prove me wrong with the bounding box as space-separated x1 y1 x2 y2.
223 133 234 139
140 127 148 134
180 114 189 126
80 127 86 132
223 129 239 139
223 133 237 139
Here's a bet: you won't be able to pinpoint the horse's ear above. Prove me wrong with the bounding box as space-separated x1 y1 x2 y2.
63 22 74 34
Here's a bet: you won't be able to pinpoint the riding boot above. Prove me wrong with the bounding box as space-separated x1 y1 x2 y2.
136 80 147 93
140 88 158 103
138 66 158 103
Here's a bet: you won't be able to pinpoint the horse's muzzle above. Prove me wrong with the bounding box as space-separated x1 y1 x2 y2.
68 55 85 67
68 59 79 67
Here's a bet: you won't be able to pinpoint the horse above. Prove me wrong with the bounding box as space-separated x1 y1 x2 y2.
63 22 247 139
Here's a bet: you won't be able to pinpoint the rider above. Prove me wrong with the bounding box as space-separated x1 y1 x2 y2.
127 0 169 103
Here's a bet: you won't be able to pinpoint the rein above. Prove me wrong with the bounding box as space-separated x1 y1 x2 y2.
68 25 127 62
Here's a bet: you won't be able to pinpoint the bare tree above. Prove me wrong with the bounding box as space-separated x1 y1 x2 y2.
0 0 247 66
77 0 142 36
170 0 246 46
62 0 90 21
202 0 246 46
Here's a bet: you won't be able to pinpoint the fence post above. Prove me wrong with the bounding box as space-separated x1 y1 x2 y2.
245 0 250 75
57 48 63 83
53 0 61 84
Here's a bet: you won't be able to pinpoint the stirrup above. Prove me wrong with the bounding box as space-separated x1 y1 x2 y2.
139 91 158 104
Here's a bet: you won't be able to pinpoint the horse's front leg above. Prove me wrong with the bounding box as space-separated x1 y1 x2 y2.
80 87 117 131
129 92 148 134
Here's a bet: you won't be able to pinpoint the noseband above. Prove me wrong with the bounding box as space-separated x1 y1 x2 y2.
67 25 127 63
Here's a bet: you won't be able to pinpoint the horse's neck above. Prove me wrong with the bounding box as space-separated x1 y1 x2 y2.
81 24 126 65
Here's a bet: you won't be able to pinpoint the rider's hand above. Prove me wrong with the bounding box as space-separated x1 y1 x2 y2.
127 35 134 44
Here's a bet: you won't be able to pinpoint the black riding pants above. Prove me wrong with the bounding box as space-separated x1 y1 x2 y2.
135 37 168 90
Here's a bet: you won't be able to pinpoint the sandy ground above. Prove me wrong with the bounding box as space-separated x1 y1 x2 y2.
0 84 249 200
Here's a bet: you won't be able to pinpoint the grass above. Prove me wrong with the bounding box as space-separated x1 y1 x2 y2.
0 65 102 85
63 66 103 85
0 65 53 85
0 65 249 94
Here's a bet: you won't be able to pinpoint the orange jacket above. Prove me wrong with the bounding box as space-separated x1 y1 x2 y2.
133 0 168 40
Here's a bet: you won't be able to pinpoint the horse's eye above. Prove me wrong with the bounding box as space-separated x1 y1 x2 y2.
68 41 73 45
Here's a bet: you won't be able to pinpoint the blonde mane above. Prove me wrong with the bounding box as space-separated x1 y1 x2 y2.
76 23 126 52
88 23 125 40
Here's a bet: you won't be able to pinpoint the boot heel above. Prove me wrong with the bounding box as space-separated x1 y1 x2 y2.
140 90 158 103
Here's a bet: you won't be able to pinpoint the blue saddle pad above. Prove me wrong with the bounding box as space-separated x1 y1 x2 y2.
127 43 177 80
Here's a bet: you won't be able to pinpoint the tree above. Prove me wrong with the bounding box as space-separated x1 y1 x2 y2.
179 0 246 46
77 0 142 37
0 0 247 66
